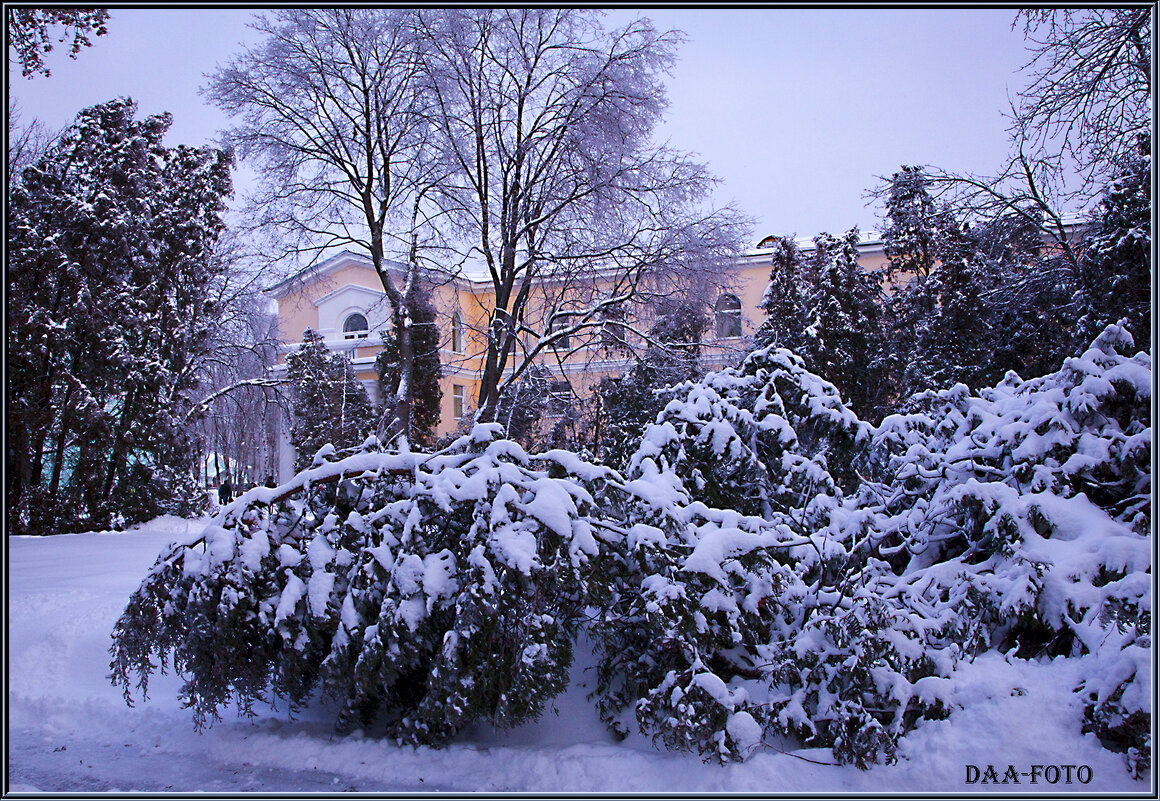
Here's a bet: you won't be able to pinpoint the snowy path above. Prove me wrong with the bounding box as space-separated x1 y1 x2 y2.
7 516 1149 794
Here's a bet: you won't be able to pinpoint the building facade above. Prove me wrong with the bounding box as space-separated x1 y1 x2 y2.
266 233 888 480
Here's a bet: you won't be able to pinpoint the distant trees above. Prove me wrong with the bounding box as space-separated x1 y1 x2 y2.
7 99 233 534
184 240 286 491
849 8 1152 416
752 229 888 420
7 8 110 78
870 164 1090 410
1074 138 1151 351
797 229 888 418
877 168 1008 403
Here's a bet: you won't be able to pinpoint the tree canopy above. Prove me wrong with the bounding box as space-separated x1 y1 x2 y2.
8 98 232 534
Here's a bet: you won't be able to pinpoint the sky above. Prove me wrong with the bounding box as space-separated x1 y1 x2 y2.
8 8 1035 245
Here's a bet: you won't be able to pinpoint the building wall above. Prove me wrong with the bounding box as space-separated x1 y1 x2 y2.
268 238 887 478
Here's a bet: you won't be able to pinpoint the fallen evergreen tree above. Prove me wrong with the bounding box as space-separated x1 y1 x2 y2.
110 324 1150 774
591 322 1149 770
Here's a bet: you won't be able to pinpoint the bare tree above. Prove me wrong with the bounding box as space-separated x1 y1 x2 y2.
206 9 442 447
415 9 749 423
1013 9 1152 194
7 100 53 186
210 9 748 438
184 236 287 490
917 148 1083 274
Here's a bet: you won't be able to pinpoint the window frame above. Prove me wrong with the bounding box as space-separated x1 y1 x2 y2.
451 310 466 353
548 311 575 351
600 305 629 353
343 312 370 340
452 383 466 420
714 293 742 339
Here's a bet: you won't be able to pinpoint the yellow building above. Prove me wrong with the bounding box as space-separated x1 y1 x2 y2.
266 233 888 480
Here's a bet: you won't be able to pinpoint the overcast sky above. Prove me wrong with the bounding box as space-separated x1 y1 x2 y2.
9 8 1034 245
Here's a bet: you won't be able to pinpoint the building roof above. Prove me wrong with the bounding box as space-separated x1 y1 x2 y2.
266 232 900 298
749 230 884 255
264 250 410 299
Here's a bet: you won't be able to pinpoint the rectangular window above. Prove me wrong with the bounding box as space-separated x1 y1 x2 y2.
600 307 628 353
452 384 466 420
715 294 743 339
549 312 574 351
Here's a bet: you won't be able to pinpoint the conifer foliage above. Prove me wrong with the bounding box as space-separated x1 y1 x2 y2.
287 330 377 472
111 324 1150 773
753 235 812 352
7 98 232 535
589 344 869 763
797 229 888 418
375 289 444 450
1076 138 1151 353
858 323 1151 774
111 426 619 742
593 324 1150 770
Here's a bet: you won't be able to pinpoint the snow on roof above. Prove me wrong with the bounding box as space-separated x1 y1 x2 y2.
264 251 412 299
746 230 884 257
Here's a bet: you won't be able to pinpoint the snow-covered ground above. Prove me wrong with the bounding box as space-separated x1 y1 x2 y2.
7 515 1150 794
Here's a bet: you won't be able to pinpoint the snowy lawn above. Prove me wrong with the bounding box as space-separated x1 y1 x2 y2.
7 515 1150 793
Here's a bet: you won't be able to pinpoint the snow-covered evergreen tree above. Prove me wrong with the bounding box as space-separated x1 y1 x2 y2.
111 425 621 744
798 229 889 419
287 330 376 471
593 323 1150 771
844 321 1151 773
7 98 232 535
753 235 812 353
881 165 945 283
590 344 872 762
896 222 998 398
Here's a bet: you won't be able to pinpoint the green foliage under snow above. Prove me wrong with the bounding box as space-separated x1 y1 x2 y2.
111 324 1150 774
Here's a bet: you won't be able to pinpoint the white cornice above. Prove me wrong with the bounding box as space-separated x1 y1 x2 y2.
312 283 388 308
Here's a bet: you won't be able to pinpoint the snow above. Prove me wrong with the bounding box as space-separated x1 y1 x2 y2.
7 515 1148 793
274 572 307 625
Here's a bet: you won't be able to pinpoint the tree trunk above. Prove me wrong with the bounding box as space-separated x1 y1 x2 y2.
45 407 74 526
101 385 138 505
370 221 417 447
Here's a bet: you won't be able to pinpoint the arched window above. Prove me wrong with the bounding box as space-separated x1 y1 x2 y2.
715 293 742 339
451 310 465 353
343 312 369 340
